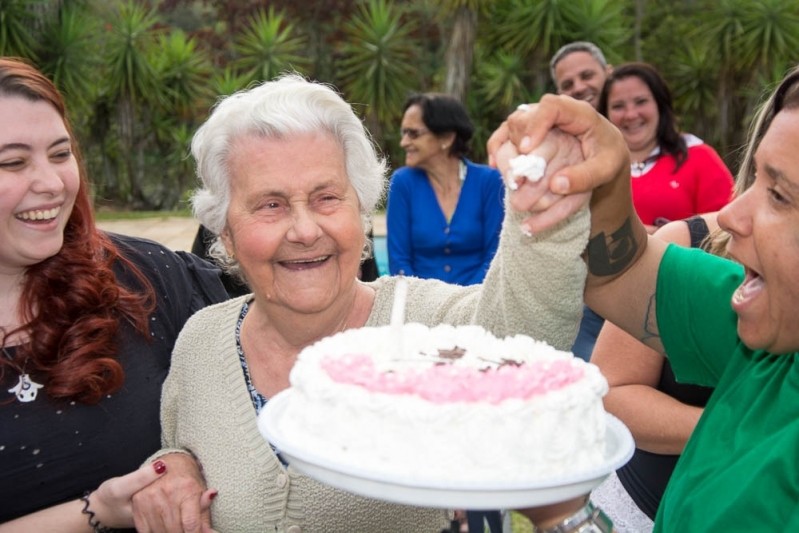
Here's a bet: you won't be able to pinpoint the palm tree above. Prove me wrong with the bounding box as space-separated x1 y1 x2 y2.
336 0 420 141
695 0 799 157
432 0 493 102
149 29 213 208
210 66 251 97
36 4 99 120
101 1 162 205
0 0 38 59
233 7 310 85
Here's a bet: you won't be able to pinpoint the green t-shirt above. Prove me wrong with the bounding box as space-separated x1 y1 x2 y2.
653 245 799 531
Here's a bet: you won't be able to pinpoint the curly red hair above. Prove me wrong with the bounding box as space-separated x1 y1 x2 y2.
0 58 155 404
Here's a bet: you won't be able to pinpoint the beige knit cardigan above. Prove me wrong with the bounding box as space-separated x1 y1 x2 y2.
156 206 590 532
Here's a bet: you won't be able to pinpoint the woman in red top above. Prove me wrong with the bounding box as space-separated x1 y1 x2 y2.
598 62 735 233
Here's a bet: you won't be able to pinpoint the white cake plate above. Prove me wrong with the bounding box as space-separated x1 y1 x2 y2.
259 389 635 510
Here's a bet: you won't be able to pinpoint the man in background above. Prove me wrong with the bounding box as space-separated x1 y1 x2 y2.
548 41 612 361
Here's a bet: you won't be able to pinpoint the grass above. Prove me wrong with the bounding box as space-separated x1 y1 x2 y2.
510 511 535 532
93 209 192 221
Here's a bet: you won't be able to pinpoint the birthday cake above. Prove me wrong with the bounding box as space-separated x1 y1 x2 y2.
264 323 609 484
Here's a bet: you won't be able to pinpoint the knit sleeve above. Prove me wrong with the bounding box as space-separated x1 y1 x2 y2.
371 199 590 351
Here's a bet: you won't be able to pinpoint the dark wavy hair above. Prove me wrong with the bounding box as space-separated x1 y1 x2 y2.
0 58 154 404
598 62 688 173
402 92 474 158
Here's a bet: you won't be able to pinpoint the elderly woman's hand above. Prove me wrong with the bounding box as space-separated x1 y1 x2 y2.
131 452 217 533
488 95 629 232
493 125 588 234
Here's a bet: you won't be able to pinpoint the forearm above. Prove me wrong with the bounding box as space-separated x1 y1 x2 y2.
0 501 93 533
473 201 589 350
604 385 703 454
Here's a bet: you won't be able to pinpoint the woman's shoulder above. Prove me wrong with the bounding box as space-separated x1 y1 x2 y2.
464 158 502 179
390 165 426 181
108 232 229 303
182 296 247 327
681 134 726 161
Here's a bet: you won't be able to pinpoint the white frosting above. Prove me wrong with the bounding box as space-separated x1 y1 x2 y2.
272 323 608 484
507 154 547 190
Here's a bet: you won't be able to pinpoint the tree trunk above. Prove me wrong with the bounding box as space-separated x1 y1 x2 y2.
634 0 646 61
444 6 477 102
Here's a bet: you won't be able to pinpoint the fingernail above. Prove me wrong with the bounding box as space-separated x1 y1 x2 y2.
552 175 570 194
519 136 532 151
153 460 167 474
520 223 533 237
209 490 218 501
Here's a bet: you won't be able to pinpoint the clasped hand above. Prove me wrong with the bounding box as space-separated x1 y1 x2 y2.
488 95 629 233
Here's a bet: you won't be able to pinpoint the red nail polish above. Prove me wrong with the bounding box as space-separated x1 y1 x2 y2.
153 460 167 474
209 490 218 500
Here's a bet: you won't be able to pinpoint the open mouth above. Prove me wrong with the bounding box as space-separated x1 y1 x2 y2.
15 206 60 223
279 255 331 271
732 268 764 307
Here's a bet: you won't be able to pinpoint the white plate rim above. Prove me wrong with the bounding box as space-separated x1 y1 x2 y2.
259 389 634 507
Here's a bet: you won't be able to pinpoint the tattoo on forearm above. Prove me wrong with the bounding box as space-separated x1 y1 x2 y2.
641 293 660 343
586 218 639 277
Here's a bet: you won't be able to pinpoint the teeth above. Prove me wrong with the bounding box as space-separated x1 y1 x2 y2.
285 256 327 264
16 207 60 221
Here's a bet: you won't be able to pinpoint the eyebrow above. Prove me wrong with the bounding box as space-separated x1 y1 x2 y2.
0 136 71 154
765 163 799 197
255 179 345 199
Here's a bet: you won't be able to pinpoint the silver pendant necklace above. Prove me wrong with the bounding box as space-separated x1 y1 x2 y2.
3 346 43 403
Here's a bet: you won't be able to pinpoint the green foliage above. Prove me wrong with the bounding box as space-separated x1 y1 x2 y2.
8 0 797 210
37 6 100 119
336 0 421 128
0 0 39 59
209 66 252 98
103 1 161 104
233 7 310 84
152 29 213 117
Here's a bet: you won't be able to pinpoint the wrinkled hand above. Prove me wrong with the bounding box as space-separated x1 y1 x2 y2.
493 126 588 233
131 453 217 533
84 460 168 529
488 96 628 232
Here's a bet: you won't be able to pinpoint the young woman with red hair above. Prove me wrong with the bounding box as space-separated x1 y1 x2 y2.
0 58 227 530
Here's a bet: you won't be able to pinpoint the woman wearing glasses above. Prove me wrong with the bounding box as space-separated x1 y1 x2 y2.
386 93 504 286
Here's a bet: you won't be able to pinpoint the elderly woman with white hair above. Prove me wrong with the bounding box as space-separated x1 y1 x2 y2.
131 74 591 532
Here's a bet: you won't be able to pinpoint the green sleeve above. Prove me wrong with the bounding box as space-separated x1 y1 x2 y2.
656 244 744 387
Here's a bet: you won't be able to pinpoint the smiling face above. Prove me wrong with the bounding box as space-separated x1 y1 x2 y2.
718 109 799 354
553 51 610 109
221 131 365 316
399 104 451 170
0 96 79 275
606 76 660 156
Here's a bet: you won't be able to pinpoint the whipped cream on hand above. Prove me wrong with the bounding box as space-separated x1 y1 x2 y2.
506 154 547 190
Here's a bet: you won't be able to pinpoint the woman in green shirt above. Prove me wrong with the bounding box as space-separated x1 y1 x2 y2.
489 67 799 531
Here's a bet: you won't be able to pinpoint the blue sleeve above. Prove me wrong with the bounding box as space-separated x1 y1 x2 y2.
480 168 505 276
386 169 415 276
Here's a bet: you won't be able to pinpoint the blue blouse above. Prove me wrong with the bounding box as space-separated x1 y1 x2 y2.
386 159 505 285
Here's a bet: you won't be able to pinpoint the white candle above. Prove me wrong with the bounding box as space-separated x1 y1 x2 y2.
390 276 408 328
390 277 408 355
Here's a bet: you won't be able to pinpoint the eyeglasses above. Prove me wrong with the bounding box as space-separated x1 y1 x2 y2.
400 127 430 140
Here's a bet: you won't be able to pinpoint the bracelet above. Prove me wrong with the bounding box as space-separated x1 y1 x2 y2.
80 491 112 533
538 501 613 533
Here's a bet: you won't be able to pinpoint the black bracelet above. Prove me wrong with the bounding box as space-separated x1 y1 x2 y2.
80 491 112 533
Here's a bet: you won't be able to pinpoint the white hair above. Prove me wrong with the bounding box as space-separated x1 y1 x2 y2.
190 73 387 277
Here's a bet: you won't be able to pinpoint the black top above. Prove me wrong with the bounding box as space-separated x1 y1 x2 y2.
616 216 715 519
0 233 229 522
